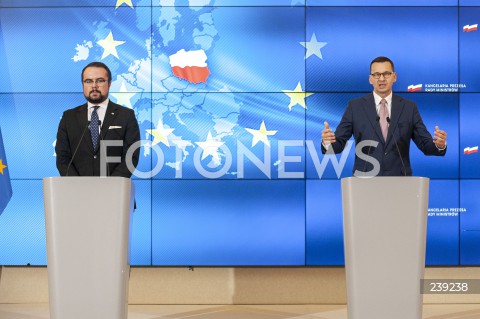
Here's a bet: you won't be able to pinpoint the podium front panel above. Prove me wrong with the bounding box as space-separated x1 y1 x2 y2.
342 177 429 319
43 177 134 319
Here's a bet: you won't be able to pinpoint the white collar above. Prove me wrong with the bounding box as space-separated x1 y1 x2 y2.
373 92 392 107
87 98 109 110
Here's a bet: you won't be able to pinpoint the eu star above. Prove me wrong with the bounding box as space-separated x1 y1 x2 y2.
146 120 175 147
0 159 7 175
116 0 134 9
110 81 137 109
300 33 327 60
282 82 314 111
97 31 125 60
196 131 224 160
245 121 278 147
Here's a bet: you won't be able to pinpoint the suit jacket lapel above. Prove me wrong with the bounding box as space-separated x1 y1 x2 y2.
76 104 94 153
363 93 385 144
386 94 404 146
100 101 120 141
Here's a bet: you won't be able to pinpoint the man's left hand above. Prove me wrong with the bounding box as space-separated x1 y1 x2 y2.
433 126 447 150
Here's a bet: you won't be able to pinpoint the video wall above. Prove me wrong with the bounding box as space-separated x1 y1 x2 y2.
0 0 478 266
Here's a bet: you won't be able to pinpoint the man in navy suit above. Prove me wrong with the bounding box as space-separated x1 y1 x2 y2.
56 62 140 177
321 56 447 176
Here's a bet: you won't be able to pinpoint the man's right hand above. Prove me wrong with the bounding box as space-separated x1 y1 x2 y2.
321 121 336 145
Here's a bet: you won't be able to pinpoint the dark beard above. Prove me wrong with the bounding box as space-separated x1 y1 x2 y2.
85 90 107 104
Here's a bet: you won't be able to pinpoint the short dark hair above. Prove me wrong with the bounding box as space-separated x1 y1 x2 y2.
81 62 112 82
370 56 395 72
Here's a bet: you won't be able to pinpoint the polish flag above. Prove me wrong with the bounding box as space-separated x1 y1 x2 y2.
407 84 422 92
464 146 478 155
169 49 210 84
463 24 478 32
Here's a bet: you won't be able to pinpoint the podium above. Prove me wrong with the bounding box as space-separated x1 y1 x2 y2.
43 177 134 319
341 177 429 319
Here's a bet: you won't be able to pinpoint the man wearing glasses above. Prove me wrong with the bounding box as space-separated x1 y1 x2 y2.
321 56 447 176
55 62 140 177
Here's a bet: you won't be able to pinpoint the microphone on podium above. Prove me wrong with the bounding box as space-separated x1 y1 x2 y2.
66 120 91 176
97 120 111 177
387 117 407 176
362 116 380 173
66 120 101 176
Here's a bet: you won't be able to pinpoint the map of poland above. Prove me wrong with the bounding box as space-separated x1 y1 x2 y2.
169 49 210 84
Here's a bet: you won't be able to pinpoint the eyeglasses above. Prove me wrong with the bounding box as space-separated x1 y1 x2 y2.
83 78 108 86
370 72 394 79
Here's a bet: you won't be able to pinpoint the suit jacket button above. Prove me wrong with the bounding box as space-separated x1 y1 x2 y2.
384 152 387 155
94 155 97 159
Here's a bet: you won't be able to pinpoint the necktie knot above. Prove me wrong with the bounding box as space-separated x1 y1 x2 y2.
90 105 100 123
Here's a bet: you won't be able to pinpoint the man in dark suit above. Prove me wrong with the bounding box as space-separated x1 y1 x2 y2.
56 62 140 177
321 56 447 176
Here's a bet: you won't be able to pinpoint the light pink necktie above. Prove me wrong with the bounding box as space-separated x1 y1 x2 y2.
379 98 388 141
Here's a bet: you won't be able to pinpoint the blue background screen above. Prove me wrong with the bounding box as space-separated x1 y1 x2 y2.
0 0 477 266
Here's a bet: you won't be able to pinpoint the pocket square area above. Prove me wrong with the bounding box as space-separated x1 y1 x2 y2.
109 125 122 129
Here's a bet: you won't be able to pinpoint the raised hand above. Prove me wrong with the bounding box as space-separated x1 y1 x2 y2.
322 121 336 145
433 126 447 149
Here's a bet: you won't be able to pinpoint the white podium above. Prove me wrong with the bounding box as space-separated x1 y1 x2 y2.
43 177 134 319
341 177 429 319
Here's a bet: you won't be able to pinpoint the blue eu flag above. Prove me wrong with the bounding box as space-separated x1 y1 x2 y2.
0 127 12 216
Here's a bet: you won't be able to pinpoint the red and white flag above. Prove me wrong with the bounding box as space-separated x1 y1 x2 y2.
407 84 422 92
463 24 478 32
169 49 210 84
464 146 478 155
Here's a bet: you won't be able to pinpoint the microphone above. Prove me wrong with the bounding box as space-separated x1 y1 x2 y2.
92 120 102 153
97 120 102 138
387 117 407 176
97 120 110 177
362 116 380 173
66 120 91 176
